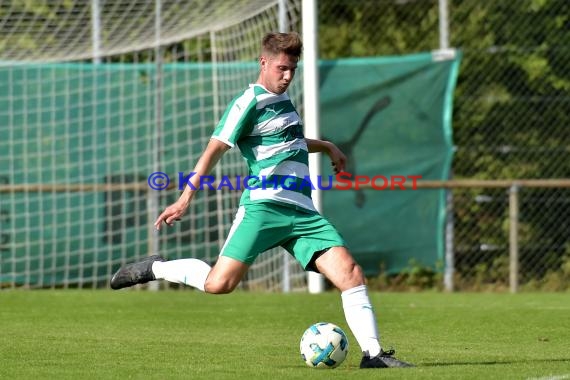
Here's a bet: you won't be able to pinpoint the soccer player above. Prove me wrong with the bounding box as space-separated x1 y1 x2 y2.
111 32 412 369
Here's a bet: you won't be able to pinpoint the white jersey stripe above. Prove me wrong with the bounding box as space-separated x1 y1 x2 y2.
216 89 256 145
252 138 308 161
251 111 299 136
219 206 246 257
258 160 310 179
249 188 316 212
255 91 289 109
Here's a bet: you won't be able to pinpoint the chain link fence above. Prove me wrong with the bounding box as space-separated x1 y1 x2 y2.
317 0 570 290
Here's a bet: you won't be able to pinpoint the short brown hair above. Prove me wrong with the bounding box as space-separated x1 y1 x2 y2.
261 32 303 59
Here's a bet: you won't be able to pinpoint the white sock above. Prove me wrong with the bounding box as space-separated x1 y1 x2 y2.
152 259 211 292
341 284 382 357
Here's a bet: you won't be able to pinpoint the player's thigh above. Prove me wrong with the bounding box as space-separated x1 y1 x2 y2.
314 246 365 291
219 204 291 265
283 212 346 270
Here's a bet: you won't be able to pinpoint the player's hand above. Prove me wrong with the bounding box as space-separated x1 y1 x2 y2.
154 201 188 230
327 143 347 174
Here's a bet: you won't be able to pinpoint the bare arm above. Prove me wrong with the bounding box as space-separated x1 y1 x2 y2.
154 138 231 230
305 138 346 174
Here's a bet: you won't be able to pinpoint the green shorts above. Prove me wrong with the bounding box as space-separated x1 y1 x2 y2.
219 202 346 271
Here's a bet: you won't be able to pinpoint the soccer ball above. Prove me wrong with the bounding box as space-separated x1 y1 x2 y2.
299 322 349 369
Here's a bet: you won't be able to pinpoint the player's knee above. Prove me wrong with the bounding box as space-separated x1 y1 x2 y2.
347 261 365 284
337 251 364 281
204 277 238 294
336 254 365 287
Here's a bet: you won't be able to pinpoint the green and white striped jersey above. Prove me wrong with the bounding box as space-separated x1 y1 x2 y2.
212 84 315 212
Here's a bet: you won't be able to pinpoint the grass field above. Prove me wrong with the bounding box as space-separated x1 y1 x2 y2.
1 290 568 379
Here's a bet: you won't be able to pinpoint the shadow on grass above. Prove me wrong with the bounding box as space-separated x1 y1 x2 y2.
421 358 570 367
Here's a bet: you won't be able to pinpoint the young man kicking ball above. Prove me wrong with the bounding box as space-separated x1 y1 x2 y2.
111 32 413 369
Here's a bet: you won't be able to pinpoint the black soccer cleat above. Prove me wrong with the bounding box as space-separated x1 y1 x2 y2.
360 349 414 368
110 255 166 290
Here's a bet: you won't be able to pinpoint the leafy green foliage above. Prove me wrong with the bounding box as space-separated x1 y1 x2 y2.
318 1 570 281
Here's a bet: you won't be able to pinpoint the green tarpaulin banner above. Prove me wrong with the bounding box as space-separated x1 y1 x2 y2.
320 52 461 275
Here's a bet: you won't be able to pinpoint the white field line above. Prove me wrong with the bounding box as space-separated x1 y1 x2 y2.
527 374 570 380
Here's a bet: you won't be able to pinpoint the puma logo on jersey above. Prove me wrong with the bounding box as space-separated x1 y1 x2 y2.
264 106 280 115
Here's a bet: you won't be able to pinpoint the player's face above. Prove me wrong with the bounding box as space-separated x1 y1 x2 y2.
259 52 298 94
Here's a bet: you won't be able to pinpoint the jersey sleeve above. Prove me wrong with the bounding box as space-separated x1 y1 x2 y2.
211 90 256 148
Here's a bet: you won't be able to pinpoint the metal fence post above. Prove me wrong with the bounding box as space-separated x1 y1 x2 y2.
444 189 455 292
509 184 520 293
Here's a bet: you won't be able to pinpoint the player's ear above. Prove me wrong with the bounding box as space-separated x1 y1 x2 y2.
259 55 268 71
